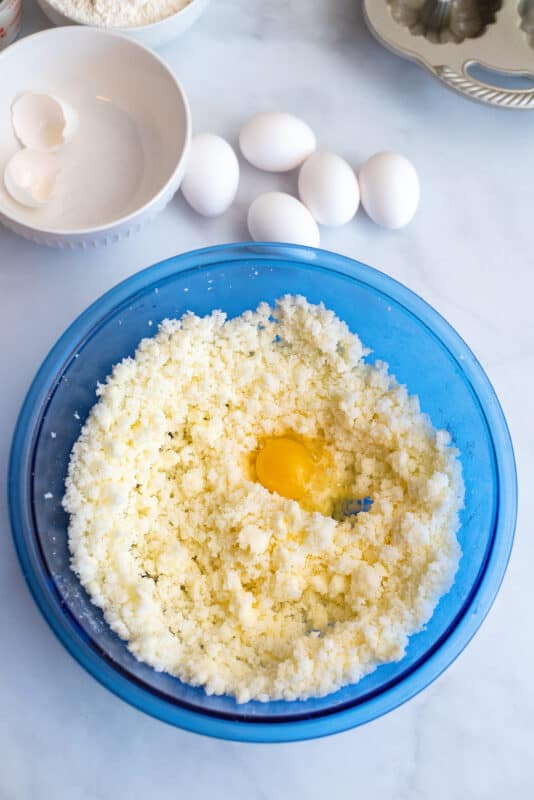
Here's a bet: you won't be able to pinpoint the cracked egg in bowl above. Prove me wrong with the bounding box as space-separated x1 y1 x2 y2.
9 244 516 741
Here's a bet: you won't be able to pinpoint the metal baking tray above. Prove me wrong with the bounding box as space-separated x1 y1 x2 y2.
363 1 534 109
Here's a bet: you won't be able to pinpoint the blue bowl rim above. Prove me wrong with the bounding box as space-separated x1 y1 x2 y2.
8 242 517 743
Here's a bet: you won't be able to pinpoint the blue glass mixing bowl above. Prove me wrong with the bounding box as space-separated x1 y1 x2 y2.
9 243 517 742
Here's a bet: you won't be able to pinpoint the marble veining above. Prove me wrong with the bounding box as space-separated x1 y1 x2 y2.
0 1 532 798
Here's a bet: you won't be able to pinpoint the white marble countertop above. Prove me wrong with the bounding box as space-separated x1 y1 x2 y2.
1 1 533 796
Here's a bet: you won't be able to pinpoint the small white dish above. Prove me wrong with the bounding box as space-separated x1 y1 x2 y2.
36 0 211 50
0 27 191 247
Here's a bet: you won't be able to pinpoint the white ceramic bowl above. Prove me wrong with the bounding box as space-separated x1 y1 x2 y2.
36 0 211 50
0 27 191 248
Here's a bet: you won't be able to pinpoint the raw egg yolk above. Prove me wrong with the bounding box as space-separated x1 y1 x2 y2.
255 437 314 500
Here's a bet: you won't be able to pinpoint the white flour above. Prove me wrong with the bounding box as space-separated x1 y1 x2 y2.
47 0 192 27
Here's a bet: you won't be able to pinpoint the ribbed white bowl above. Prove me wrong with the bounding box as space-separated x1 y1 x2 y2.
0 27 191 247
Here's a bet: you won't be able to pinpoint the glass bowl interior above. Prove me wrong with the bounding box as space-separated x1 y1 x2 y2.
10 243 516 739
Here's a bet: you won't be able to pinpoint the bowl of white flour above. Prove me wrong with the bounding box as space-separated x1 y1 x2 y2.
37 0 211 49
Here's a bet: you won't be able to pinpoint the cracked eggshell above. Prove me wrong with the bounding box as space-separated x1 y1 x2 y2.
247 192 320 247
11 93 78 152
4 148 61 208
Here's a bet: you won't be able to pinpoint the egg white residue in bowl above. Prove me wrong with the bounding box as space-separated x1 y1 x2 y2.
63 296 463 703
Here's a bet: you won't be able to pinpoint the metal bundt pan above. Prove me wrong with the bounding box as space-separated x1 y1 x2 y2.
364 0 534 109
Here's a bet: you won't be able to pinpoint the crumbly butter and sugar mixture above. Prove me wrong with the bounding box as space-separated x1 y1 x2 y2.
47 0 191 27
63 296 463 703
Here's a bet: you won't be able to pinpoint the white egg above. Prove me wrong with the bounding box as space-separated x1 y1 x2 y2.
4 148 61 208
239 112 316 172
11 93 78 152
298 151 360 227
247 192 320 247
358 151 419 229
181 133 240 217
